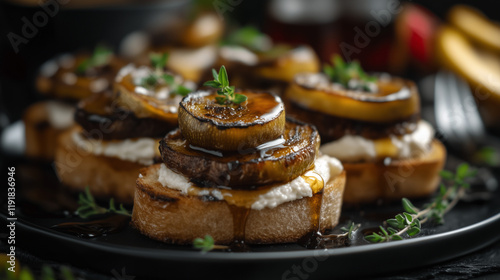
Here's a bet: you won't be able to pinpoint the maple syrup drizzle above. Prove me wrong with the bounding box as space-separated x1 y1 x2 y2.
51 215 130 238
298 170 326 249
228 205 251 252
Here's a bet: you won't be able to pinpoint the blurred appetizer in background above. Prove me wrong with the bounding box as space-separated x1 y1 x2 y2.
54 52 195 203
285 56 446 204
132 66 345 246
215 26 320 95
24 46 127 160
436 5 500 134
121 10 223 83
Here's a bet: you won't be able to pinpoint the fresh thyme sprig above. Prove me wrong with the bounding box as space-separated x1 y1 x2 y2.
150 52 168 70
193 235 229 253
140 52 191 97
76 45 113 74
222 26 272 52
323 54 377 92
365 163 476 243
203 65 247 105
340 221 361 240
76 187 132 219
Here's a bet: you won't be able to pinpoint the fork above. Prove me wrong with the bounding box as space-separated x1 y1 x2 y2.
433 70 500 164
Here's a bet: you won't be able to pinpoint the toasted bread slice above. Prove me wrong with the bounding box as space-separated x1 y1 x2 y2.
132 164 346 245
342 140 446 204
24 101 75 160
54 128 147 203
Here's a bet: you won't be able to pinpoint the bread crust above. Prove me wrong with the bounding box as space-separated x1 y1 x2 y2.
342 140 446 204
54 127 146 203
132 164 346 245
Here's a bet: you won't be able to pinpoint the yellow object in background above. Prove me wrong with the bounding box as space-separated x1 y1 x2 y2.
448 5 500 53
436 23 500 131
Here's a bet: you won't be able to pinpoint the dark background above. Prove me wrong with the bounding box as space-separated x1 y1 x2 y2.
0 0 498 126
0 1 499 279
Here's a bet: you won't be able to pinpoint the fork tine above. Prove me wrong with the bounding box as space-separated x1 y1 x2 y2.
434 71 476 153
446 71 477 151
434 71 455 141
452 73 486 139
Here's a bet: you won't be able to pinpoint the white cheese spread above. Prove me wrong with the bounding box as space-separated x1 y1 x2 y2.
46 101 75 130
72 132 158 165
157 155 343 210
320 120 434 162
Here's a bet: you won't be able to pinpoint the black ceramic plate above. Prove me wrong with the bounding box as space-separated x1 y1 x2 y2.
2 157 500 280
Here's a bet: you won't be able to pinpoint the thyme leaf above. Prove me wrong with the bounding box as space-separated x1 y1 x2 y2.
76 186 132 219
365 163 476 243
222 26 272 52
193 235 229 253
340 221 361 240
76 45 113 74
139 52 191 97
323 54 377 92
203 65 247 105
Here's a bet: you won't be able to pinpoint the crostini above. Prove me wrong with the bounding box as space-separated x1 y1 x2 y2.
25 46 126 160
285 56 446 204
132 67 346 246
54 53 195 203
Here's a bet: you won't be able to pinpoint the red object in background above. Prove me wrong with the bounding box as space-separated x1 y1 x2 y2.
401 4 439 66
263 0 440 75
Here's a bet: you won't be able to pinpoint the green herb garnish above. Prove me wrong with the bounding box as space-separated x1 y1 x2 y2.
193 235 214 252
76 45 113 74
365 163 476 243
150 52 169 70
76 186 131 219
474 146 500 167
139 52 191 97
323 54 377 92
193 235 229 252
222 26 272 52
203 65 247 105
340 221 360 240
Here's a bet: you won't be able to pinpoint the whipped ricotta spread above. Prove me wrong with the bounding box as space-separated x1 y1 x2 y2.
72 132 158 165
157 155 343 210
46 101 75 129
320 121 434 162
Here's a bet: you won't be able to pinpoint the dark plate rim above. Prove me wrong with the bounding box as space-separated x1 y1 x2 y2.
5 211 500 262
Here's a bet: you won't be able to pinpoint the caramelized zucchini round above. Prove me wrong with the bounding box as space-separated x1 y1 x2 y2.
75 92 176 140
285 73 420 124
178 91 285 151
159 119 319 189
215 45 320 93
114 64 186 124
254 45 320 83
286 99 418 142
